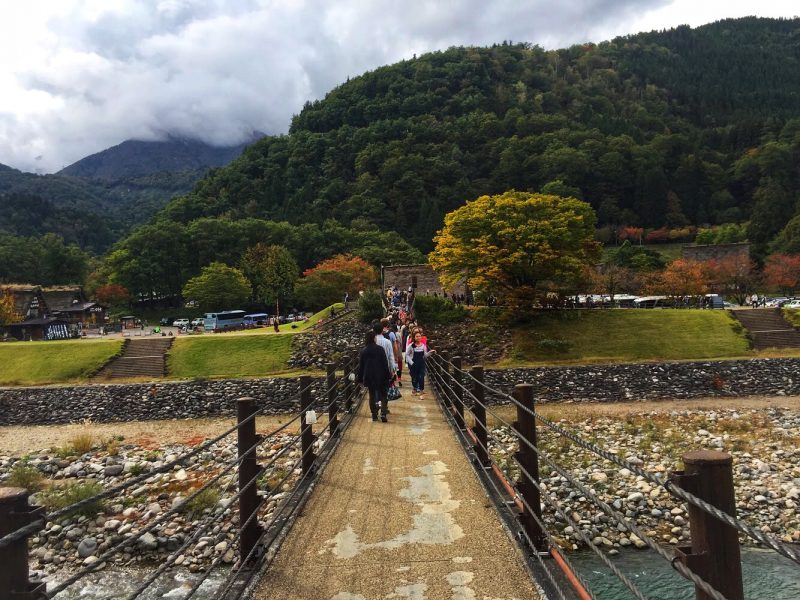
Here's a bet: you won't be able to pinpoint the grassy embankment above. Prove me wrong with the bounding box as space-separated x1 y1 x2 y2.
784 308 800 328
0 339 124 386
168 334 296 379
497 309 753 367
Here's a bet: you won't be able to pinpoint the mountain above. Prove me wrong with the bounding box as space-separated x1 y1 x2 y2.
58 137 256 180
150 17 800 255
0 137 256 252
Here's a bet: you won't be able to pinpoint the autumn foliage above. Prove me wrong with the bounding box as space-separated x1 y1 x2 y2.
763 254 800 294
94 283 130 307
295 254 378 310
0 289 22 326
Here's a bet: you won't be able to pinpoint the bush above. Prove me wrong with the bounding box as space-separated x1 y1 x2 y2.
70 434 94 454
413 295 467 325
5 461 44 492
357 290 384 323
38 481 105 517
181 487 221 518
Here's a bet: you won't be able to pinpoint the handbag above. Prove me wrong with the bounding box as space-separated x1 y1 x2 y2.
387 384 401 401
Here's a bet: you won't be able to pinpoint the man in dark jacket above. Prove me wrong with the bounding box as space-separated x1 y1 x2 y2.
357 325 393 422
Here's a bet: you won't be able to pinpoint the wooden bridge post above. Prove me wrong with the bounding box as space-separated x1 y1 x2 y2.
326 362 339 437
452 356 465 429
237 397 263 564
300 376 316 474
671 451 744 600
470 365 489 466
0 488 45 599
513 384 546 551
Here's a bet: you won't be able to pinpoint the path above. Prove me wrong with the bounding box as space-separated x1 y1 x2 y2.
255 384 539 599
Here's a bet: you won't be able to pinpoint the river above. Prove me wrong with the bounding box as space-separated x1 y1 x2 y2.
570 547 800 600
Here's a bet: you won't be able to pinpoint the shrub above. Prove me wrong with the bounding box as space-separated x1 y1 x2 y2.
412 295 467 325
38 481 105 517
70 434 94 454
5 461 44 492
357 290 384 323
181 487 221 518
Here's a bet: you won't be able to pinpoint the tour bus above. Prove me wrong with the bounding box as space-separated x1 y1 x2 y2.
204 310 246 331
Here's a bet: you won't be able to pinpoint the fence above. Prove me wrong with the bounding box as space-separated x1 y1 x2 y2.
0 352 364 600
427 352 800 600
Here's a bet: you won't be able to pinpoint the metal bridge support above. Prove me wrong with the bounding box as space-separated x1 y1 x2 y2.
513 384 547 551
300 375 317 475
439 351 451 409
452 355 466 430
0 488 45 600
237 397 264 565
671 451 744 600
470 365 489 466
326 362 339 437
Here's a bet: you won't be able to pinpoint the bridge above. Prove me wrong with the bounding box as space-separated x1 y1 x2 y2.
2 351 799 599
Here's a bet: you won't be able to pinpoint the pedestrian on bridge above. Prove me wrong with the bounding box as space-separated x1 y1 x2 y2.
358 327 393 422
406 330 434 396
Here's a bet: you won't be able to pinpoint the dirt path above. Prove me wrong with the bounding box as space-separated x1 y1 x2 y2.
2 395 796 457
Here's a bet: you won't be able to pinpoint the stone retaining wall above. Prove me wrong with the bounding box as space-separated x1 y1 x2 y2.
483 358 800 403
0 377 325 425
4 358 799 425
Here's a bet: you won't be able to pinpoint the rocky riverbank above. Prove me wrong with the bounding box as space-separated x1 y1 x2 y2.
0 428 328 580
488 405 800 552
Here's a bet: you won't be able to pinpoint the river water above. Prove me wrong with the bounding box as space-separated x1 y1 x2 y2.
570 547 800 600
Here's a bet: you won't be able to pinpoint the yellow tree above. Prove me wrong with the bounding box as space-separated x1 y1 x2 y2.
0 289 21 326
429 191 600 305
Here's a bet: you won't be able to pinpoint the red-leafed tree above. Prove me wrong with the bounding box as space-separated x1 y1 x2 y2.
618 226 644 245
94 283 131 307
705 255 757 305
763 254 800 295
295 255 379 310
649 258 710 297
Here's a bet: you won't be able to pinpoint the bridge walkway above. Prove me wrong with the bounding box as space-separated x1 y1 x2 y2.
255 384 540 599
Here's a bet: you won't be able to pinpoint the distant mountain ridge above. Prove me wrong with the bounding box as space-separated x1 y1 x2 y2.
0 136 259 252
58 136 258 180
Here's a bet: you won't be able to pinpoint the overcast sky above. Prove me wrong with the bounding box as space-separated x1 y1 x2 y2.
0 0 797 173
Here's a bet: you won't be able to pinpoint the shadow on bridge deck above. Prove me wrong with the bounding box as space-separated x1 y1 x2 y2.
253 381 540 599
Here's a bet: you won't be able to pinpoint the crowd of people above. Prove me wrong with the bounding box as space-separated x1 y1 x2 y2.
356 311 434 423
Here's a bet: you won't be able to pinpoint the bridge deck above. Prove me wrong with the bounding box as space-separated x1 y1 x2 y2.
255 384 540 599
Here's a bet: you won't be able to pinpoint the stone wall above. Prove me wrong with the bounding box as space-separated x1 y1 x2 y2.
682 242 750 262
483 358 800 403
0 377 326 425
383 264 466 295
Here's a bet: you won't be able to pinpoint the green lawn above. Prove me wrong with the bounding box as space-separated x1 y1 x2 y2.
0 339 123 386
277 303 345 332
784 308 800 328
500 309 751 366
168 334 295 379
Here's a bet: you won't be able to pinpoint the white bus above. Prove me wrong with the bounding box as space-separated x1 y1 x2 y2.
204 310 246 331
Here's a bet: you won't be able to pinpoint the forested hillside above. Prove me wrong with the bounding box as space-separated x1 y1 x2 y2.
151 17 800 259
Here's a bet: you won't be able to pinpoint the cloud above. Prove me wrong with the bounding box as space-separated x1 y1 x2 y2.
0 0 790 172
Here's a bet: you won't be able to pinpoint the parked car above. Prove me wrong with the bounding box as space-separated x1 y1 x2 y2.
786 299 800 309
173 318 190 328
191 318 205 328
160 316 176 326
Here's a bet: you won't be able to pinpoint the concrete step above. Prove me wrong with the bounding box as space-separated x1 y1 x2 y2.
92 337 173 380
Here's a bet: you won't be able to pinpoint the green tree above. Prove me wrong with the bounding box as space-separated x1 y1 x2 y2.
182 263 251 311
240 244 298 315
429 191 600 305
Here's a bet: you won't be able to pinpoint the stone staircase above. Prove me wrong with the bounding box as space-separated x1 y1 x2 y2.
731 308 800 350
93 337 174 380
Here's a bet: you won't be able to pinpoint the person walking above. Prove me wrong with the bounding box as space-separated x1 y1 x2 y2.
357 328 393 422
406 331 434 396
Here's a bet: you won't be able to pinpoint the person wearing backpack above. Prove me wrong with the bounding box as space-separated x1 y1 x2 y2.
357 327 393 422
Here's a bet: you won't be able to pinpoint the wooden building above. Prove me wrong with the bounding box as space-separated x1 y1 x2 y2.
42 286 105 325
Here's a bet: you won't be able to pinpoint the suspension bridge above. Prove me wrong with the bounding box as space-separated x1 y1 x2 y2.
1 351 799 599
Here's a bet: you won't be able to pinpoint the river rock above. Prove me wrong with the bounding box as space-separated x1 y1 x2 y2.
77 538 98 558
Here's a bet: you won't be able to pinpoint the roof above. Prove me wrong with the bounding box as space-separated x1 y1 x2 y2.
6 317 67 327
41 287 86 312
57 302 99 313
0 284 47 319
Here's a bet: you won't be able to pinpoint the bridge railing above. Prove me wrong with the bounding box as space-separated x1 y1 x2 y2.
0 351 364 600
427 352 800 600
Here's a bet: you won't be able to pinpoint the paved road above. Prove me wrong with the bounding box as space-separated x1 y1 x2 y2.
255 382 540 599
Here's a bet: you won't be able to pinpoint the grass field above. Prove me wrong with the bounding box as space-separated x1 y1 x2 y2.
168 334 296 379
784 308 800 328
0 339 124 386
499 309 751 366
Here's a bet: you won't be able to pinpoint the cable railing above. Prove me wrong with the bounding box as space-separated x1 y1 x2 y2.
0 351 365 600
426 352 799 600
